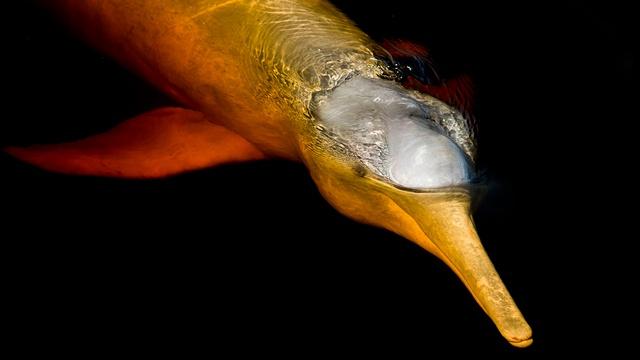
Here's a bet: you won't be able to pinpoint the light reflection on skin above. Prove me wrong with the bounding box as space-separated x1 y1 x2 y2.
5 0 531 347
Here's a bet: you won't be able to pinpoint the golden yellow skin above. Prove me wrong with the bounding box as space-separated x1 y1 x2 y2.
49 0 387 159
303 150 533 348
47 0 532 347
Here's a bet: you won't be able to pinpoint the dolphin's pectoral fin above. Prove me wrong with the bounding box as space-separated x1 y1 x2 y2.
4 107 265 178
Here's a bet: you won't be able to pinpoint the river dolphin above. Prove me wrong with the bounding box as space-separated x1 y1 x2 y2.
5 0 532 347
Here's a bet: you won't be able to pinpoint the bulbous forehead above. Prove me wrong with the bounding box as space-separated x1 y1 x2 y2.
313 76 475 189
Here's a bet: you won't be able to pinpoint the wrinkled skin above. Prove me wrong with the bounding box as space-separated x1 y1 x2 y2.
6 0 531 347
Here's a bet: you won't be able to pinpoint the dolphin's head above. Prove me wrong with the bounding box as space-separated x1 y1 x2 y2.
301 76 532 347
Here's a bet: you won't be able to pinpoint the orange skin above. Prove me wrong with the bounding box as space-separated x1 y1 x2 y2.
36 0 387 161
6 0 532 347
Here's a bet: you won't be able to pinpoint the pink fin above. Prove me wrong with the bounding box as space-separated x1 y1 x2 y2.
5 107 265 178
381 39 430 58
404 74 475 116
382 39 475 115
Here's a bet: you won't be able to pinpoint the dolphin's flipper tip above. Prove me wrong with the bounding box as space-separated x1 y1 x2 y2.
4 107 265 178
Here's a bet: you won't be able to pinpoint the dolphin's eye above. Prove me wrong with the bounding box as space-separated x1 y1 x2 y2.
352 164 367 177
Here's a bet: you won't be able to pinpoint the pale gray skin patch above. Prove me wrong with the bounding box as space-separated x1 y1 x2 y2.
315 76 473 189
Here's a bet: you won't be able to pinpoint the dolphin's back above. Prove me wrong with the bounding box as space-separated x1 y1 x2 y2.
48 0 387 158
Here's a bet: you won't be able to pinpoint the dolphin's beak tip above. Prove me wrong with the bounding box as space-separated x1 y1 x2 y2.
509 337 533 348
390 192 533 349
504 324 533 348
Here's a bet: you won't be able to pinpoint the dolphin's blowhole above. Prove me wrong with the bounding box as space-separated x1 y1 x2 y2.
315 76 471 189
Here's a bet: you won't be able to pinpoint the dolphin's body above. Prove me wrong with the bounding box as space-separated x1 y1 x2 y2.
6 0 532 347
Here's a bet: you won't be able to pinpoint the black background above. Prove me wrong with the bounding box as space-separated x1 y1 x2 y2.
1 0 634 356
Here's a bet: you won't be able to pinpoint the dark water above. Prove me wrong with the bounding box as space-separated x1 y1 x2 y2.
0 1 633 356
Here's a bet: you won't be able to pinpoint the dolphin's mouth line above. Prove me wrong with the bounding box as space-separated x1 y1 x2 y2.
509 337 534 348
511 336 533 343
384 190 532 347
366 171 476 194
389 196 491 317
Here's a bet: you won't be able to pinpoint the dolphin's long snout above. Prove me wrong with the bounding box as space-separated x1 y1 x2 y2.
390 191 532 347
